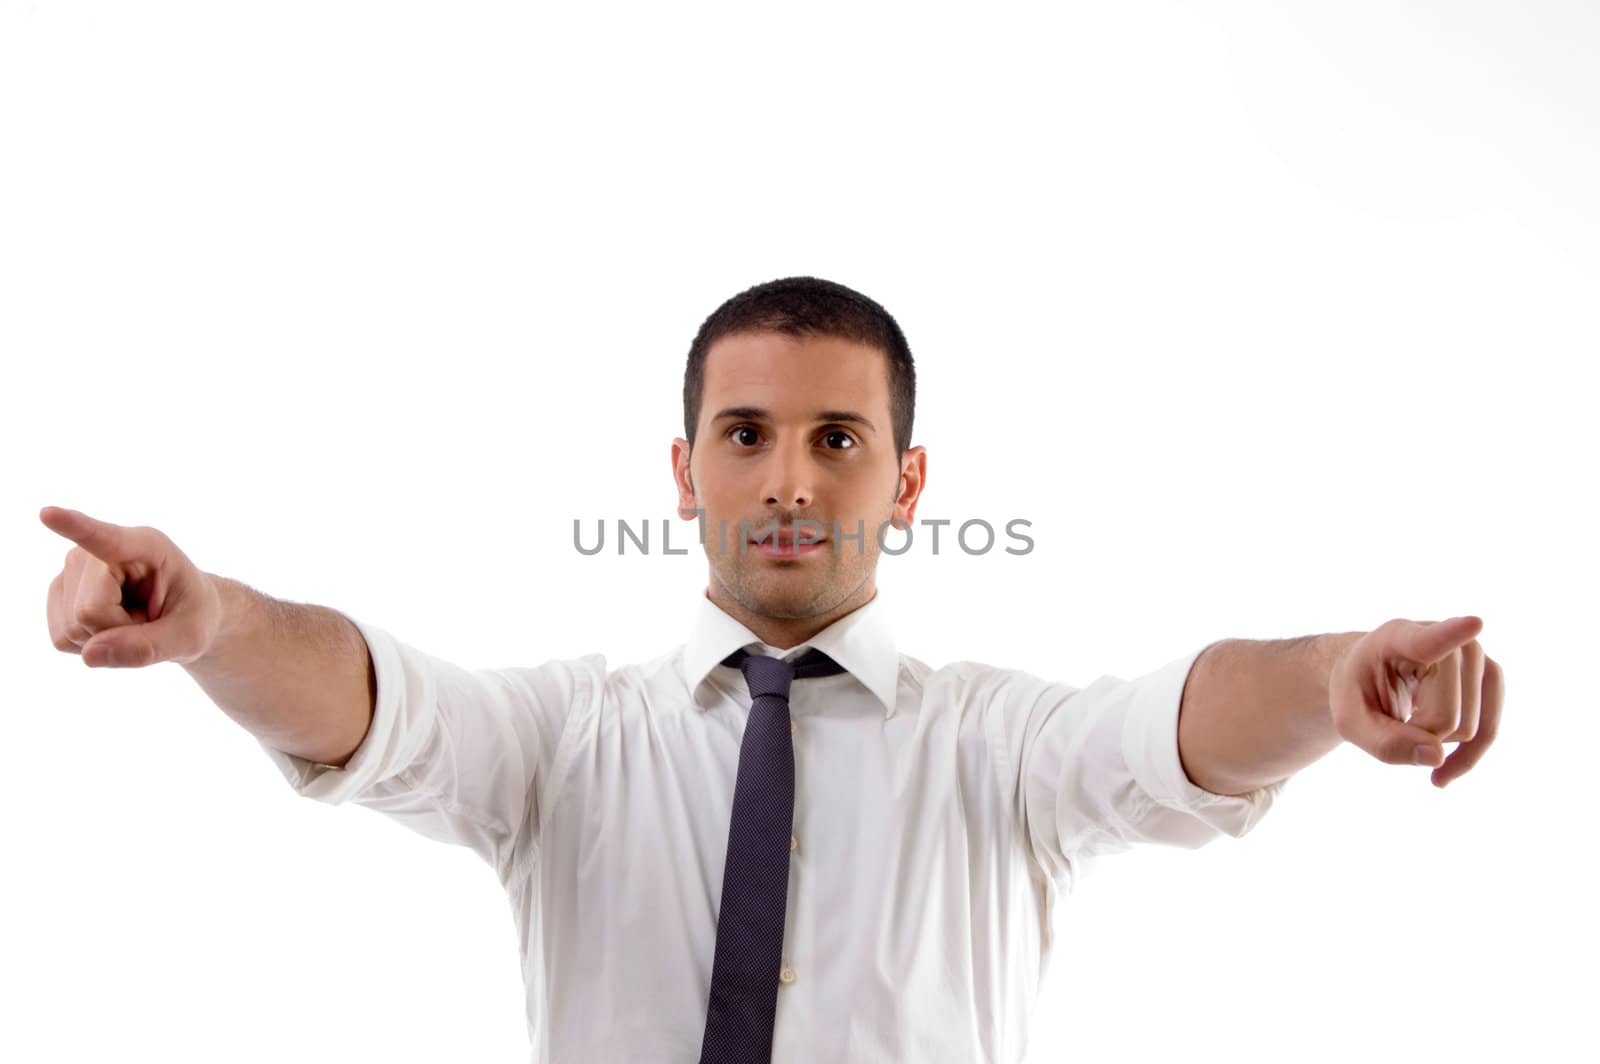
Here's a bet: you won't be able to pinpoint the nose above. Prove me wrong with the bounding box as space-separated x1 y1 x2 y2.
762 435 814 509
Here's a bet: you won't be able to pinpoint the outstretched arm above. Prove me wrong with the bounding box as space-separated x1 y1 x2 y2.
1178 616 1501 795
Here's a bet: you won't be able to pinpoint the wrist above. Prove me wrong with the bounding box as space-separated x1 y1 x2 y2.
1319 630 1368 713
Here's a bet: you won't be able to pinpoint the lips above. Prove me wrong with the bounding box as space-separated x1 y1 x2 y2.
746 525 828 555
747 525 827 547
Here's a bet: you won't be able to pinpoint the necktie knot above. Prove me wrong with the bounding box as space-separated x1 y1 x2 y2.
720 646 846 699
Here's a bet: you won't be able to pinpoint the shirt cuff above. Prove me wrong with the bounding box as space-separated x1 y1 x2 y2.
1120 645 1287 839
256 612 428 805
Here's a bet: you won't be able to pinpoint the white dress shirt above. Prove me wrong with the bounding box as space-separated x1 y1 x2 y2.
260 590 1287 1063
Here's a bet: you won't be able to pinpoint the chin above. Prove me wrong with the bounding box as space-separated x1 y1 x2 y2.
731 573 830 616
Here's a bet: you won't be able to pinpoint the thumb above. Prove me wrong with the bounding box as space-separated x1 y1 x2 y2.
81 613 192 668
1340 690 1451 766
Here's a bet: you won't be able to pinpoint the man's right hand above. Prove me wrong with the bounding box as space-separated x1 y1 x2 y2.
41 506 223 668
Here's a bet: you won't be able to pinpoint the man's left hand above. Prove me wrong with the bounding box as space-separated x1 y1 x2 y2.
1328 615 1503 788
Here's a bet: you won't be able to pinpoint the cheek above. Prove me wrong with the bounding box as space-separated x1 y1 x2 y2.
694 481 734 512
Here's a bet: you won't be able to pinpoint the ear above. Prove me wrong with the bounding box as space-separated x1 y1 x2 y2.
671 437 698 519
890 445 928 530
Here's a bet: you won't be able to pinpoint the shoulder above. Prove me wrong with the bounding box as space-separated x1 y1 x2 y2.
503 650 611 691
909 656 1079 713
530 646 687 719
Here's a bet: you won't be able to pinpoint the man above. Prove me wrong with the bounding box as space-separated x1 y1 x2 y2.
42 275 1503 1063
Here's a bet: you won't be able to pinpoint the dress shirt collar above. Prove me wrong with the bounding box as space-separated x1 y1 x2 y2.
682 588 900 719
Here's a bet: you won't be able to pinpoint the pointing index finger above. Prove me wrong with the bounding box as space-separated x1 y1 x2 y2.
1405 615 1484 668
39 506 138 565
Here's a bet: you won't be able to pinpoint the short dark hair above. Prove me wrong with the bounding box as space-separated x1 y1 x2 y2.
682 276 916 458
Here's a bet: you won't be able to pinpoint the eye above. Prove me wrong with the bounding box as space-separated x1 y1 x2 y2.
728 424 761 447
822 429 856 450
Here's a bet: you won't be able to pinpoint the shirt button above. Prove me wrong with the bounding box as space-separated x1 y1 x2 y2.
790 719 798 736
779 966 796 985
790 834 798 852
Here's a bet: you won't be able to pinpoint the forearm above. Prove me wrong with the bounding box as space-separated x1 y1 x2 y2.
180 574 376 768
1176 631 1366 796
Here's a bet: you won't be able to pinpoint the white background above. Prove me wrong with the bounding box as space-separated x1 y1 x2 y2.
4 1 1595 1061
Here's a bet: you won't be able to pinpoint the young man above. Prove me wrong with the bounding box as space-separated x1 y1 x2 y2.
42 275 1500 1064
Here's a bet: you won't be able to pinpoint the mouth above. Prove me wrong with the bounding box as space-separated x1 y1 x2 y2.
747 527 828 555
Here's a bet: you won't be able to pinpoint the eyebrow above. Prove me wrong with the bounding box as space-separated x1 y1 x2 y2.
709 406 877 433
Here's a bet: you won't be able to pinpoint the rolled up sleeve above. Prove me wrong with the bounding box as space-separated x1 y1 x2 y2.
257 613 603 883
1116 646 1285 847
993 646 1288 890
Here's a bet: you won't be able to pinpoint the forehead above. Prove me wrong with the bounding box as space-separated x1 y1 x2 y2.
701 330 889 416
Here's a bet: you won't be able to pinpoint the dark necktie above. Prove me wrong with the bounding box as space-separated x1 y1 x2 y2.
698 645 846 1064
